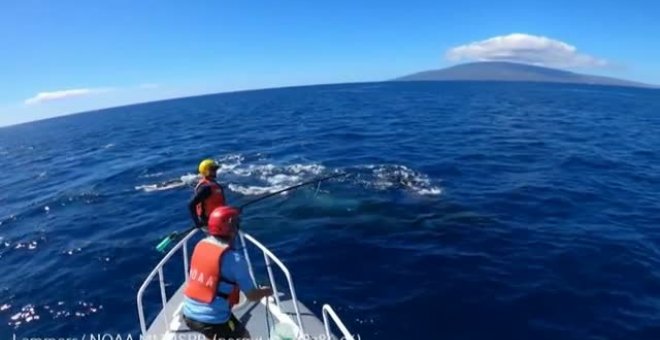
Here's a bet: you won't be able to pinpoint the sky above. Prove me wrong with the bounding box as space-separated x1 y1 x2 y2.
1 0 659 127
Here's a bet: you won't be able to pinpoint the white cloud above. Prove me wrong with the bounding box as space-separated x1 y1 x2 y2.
24 88 111 105
445 33 608 69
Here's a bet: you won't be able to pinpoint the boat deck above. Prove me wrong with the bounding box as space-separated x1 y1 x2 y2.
138 230 353 340
146 285 331 339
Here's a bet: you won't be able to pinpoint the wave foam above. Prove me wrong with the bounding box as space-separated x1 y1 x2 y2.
224 160 326 195
359 164 442 196
180 173 200 185
228 184 290 196
135 173 199 192
216 154 245 174
135 154 441 196
135 180 186 192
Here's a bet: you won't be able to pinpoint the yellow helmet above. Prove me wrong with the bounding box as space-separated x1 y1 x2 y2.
198 159 219 177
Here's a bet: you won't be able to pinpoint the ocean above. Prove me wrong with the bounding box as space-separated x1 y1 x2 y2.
1 81 660 339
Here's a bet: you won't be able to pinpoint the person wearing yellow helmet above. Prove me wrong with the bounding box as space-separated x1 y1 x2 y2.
188 158 227 228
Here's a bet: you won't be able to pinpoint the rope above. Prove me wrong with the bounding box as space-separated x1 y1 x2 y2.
265 291 273 339
314 179 322 197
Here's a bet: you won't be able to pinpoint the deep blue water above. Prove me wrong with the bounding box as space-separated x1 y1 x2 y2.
1 81 660 339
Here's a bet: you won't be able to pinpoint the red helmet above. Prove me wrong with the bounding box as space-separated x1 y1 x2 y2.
207 206 240 237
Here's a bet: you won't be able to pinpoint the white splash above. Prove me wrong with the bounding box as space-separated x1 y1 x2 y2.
216 154 245 174
228 184 290 196
287 164 325 175
135 173 199 192
134 153 440 197
266 174 302 185
180 173 200 185
417 188 443 195
135 181 186 192
225 162 326 196
135 152 328 196
363 164 442 196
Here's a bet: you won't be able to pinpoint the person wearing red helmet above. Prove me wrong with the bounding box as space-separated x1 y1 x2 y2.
182 206 272 339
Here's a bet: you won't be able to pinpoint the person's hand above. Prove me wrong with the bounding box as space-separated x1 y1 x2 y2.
260 286 274 297
246 286 274 301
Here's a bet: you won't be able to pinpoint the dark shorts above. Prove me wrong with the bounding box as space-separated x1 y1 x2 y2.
183 314 246 340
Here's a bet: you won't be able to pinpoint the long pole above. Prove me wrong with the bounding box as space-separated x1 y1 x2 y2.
155 172 347 252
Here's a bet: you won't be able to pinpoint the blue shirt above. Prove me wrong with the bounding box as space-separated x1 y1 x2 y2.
182 238 256 324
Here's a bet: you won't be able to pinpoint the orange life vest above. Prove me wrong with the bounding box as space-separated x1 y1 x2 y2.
184 239 240 306
195 178 226 221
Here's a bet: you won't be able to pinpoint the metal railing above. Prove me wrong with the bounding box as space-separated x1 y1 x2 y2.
239 231 306 335
136 229 306 336
136 229 353 339
323 305 355 340
136 228 199 335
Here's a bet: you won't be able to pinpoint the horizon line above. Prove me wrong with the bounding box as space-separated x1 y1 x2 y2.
2 76 658 129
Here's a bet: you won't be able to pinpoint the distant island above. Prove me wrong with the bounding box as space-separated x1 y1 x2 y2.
394 61 654 88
